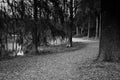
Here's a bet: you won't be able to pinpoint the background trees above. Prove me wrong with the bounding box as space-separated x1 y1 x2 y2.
0 0 101 57
1 0 120 63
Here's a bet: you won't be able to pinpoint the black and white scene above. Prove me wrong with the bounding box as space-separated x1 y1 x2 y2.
0 0 120 80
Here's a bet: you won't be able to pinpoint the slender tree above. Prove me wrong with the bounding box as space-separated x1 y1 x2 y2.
68 0 74 47
33 0 38 53
95 16 99 38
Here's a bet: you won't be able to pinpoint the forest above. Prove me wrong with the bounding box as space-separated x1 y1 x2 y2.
0 0 101 58
0 0 120 80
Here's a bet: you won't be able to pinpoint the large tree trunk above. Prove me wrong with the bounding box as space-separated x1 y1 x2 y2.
97 0 120 62
97 11 120 62
98 24 120 62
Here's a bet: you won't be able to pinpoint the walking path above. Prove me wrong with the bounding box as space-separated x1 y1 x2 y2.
72 38 98 43
0 38 100 80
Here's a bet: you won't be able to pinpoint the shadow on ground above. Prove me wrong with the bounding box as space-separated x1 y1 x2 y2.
0 42 87 61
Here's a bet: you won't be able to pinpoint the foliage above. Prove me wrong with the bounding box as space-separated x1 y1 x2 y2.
0 0 101 54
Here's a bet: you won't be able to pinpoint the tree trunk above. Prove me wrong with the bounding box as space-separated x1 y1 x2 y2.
13 26 15 51
97 10 120 62
5 34 8 50
6 23 9 51
68 26 72 47
87 16 90 38
95 17 99 39
98 24 120 62
34 0 38 53
0 34 2 58
76 26 79 36
21 0 25 19
68 0 73 47
99 13 101 38
80 27 83 35
35 27 38 53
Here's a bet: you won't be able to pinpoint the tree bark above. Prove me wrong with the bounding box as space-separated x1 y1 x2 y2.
95 17 99 39
98 24 120 62
68 26 72 47
21 0 25 19
5 34 8 50
99 13 101 39
80 27 83 35
0 33 2 58
97 11 120 62
76 26 79 36
87 16 90 38
68 0 73 47
34 0 38 53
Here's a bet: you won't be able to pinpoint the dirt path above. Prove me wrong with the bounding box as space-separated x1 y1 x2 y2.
0 41 99 80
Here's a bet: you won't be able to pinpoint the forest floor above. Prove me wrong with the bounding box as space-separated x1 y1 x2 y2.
0 38 120 80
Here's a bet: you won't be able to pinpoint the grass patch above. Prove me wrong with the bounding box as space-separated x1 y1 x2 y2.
0 42 87 61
